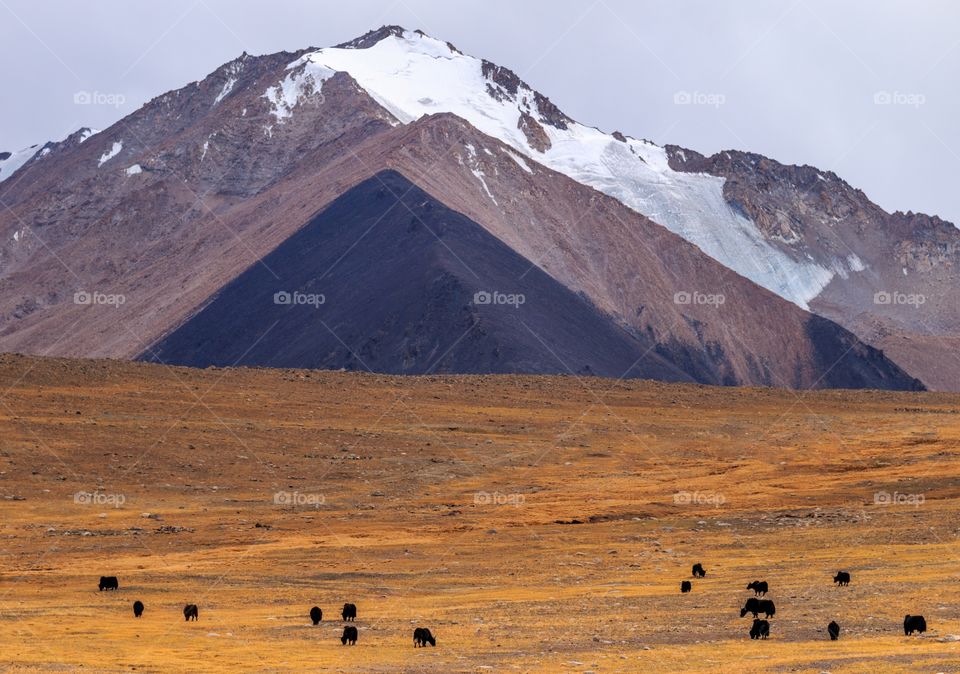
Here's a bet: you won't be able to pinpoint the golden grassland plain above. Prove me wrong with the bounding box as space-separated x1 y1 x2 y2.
0 355 959 672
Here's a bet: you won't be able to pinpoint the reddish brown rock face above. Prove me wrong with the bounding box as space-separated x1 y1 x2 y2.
517 112 551 152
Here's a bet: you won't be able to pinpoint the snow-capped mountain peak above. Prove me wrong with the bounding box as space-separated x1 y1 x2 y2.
0 127 99 185
265 26 843 308
0 144 43 183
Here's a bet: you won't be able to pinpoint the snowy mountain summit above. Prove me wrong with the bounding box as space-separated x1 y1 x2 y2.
266 26 844 309
0 25 953 390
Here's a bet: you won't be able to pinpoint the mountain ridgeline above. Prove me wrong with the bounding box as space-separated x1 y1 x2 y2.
0 26 949 390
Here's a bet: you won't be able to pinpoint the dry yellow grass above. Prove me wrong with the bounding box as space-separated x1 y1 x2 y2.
0 355 959 672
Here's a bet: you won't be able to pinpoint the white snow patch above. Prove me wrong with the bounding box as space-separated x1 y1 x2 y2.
201 140 210 161
214 60 243 105
124 164 143 176
461 143 497 205
79 128 98 143
847 253 865 272
263 58 334 122
503 148 533 173
290 30 833 308
214 77 237 104
0 144 41 183
98 141 122 167
12 227 26 243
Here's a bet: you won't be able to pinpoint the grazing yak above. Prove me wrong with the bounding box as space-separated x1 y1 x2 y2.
750 619 770 639
310 606 322 625
183 604 199 621
342 603 357 621
680 581 692 593
99 576 119 591
828 620 840 640
746 580 768 596
692 563 706 578
904 615 927 636
341 625 358 645
413 627 436 647
740 598 776 619
133 601 144 618
833 571 851 586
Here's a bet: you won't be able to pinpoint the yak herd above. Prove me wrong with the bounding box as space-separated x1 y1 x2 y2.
97 564 930 647
98 577 436 648
680 565 929 640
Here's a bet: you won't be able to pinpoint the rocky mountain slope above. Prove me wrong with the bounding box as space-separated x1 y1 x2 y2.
0 26 946 390
667 147 960 390
144 170 693 380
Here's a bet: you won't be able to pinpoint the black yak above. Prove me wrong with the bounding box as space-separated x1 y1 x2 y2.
413 627 436 647
133 600 144 618
692 563 706 578
904 615 927 635
750 619 770 639
99 576 119 591
341 625 358 645
746 580 768 596
828 620 840 640
740 598 776 619
833 571 850 586
342 603 357 621
183 604 199 621
680 580 692 593
310 606 322 625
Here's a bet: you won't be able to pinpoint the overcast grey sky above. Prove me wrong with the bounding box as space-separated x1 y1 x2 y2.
2 0 958 223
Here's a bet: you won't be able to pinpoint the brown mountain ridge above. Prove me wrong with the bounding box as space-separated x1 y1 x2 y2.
0 26 942 391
